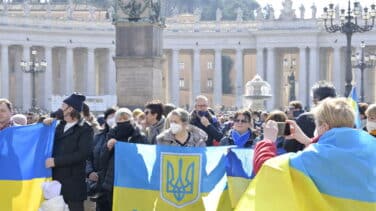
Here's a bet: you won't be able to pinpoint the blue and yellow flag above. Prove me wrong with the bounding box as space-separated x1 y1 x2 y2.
225 148 254 208
236 128 376 211
113 143 232 211
347 86 362 128
0 122 56 211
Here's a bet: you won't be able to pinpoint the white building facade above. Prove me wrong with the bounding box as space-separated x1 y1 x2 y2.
0 3 375 112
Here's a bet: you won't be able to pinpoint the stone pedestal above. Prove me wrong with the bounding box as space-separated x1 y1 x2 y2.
114 23 163 107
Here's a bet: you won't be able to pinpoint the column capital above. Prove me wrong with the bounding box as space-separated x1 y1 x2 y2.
333 46 342 50
0 43 10 48
87 47 95 53
309 46 318 50
236 47 243 52
214 48 222 53
172 48 180 53
65 45 75 50
193 48 201 53
266 47 275 51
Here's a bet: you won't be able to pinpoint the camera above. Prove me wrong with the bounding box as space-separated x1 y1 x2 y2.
277 122 291 136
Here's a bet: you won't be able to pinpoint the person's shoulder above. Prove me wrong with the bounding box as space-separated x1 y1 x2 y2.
79 119 94 131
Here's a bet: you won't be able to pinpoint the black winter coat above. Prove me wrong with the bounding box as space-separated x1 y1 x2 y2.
52 119 94 202
86 127 109 194
189 111 223 146
100 123 147 192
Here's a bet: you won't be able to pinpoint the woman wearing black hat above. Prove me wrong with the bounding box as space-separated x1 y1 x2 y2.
45 93 94 211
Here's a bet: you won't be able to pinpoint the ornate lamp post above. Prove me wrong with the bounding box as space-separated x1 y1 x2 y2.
322 0 375 97
283 56 296 102
351 41 376 102
20 49 47 112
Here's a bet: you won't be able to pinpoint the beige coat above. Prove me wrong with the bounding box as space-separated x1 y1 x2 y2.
156 124 207 147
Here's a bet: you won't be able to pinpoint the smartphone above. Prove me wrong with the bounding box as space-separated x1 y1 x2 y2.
277 122 291 136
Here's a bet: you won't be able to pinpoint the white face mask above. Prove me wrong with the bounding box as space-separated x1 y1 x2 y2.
170 123 182 134
106 117 116 128
366 120 376 132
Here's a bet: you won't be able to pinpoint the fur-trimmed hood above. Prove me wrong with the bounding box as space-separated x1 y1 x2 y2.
157 124 207 147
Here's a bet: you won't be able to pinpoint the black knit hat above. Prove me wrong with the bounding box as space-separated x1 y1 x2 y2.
63 93 86 112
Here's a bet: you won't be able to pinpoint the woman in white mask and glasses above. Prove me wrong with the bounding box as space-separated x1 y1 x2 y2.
157 108 207 147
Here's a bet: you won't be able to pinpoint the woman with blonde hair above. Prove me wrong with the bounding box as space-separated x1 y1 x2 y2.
243 98 376 210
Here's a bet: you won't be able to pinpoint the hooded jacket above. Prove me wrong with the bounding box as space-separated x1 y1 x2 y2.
157 124 207 147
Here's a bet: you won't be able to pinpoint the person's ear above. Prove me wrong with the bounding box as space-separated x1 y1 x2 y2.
322 122 330 131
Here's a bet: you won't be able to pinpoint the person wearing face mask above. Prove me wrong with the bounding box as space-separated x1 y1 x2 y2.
253 98 376 175
238 98 376 210
85 107 116 210
220 109 256 148
189 95 223 146
44 93 94 211
365 104 376 137
157 108 206 147
100 107 147 210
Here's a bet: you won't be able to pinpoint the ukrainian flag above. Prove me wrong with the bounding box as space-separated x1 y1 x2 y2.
0 122 56 211
113 142 232 211
347 86 362 128
236 128 376 211
225 148 254 208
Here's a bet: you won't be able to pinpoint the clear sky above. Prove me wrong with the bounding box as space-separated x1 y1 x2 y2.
257 0 376 19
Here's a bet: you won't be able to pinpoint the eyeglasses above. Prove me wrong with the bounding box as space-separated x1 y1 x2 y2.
196 104 208 108
144 110 151 115
234 119 249 123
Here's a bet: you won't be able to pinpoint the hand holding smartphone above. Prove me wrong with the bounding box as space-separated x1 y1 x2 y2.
277 122 291 136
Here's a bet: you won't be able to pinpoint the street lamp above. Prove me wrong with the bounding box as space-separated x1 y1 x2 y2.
322 0 375 97
351 41 376 102
20 49 47 112
283 56 296 102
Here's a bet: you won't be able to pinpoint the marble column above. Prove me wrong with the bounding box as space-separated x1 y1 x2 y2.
171 49 180 106
44 46 52 110
22 45 31 111
213 48 222 107
107 48 116 95
87 48 95 95
266 47 275 110
299 47 307 107
309 46 319 98
1 44 9 99
256 47 264 78
192 47 201 104
65 47 74 95
235 47 243 109
332 46 342 94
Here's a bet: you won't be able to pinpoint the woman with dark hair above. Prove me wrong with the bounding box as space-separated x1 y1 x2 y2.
220 109 256 148
86 107 116 210
263 110 289 155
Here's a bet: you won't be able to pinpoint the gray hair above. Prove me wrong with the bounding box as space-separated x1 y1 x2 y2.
195 95 208 104
115 107 133 122
168 108 190 124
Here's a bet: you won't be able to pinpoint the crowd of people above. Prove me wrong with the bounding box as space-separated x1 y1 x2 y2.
0 80 375 211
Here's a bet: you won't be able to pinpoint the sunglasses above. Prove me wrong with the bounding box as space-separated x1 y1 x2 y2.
234 119 249 123
144 110 151 115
